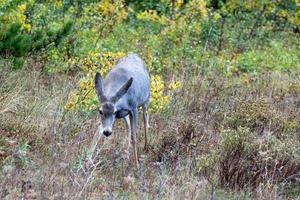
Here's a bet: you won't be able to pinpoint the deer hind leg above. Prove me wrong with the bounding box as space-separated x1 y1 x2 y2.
142 105 149 151
130 108 139 169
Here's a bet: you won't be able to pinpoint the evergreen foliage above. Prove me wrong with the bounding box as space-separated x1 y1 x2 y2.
0 21 73 57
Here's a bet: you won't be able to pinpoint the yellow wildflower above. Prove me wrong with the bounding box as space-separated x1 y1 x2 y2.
18 4 27 13
56 0 63 8
137 10 169 25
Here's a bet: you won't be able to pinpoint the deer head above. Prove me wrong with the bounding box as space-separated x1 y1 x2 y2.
94 72 133 136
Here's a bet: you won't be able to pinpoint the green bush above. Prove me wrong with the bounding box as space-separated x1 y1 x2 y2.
223 99 299 138
0 22 73 57
236 39 300 72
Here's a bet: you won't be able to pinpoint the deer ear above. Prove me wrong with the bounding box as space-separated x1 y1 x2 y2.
95 72 107 102
111 77 133 103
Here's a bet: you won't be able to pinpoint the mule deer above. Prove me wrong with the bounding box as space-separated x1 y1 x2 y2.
94 53 150 168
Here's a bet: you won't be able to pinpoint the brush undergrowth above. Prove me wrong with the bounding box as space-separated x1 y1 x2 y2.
1 61 299 199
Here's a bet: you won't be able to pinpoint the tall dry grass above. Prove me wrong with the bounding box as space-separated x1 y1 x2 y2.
1 59 299 199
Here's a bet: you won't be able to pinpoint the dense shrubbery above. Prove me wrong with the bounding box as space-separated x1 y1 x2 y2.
0 22 73 56
224 99 298 136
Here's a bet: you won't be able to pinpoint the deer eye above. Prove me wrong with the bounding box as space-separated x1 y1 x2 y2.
99 110 103 115
113 108 118 115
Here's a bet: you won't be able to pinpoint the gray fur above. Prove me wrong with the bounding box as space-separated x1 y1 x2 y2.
95 53 150 167
110 77 133 103
95 73 107 102
94 53 150 164
101 53 150 112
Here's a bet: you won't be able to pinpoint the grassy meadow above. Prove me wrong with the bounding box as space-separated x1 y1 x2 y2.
0 0 300 199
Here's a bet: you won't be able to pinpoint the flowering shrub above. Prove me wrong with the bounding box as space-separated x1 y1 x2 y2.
0 2 31 31
150 75 182 113
79 0 128 36
149 75 170 113
137 10 169 25
187 0 208 19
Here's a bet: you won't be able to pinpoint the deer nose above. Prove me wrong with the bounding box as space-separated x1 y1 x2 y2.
103 130 112 137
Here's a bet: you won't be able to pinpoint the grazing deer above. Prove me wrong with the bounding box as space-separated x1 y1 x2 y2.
94 53 150 168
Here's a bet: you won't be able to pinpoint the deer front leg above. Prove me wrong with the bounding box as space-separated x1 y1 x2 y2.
142 105 149 151
124 115 131 147
124 115 131 160
130 108 139 169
